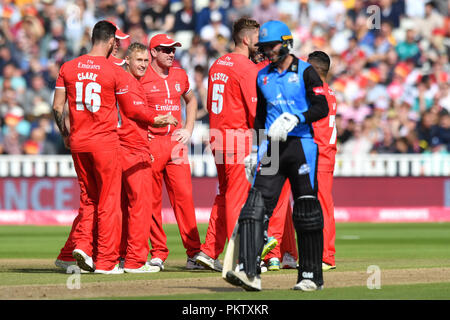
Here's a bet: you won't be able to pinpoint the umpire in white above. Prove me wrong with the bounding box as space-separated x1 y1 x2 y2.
225 20 329 291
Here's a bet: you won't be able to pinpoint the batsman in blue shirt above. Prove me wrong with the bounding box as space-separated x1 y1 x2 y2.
225 20 329 292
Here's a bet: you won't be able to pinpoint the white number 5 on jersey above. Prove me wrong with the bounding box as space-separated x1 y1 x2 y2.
75 81 101 113
211 83 224 114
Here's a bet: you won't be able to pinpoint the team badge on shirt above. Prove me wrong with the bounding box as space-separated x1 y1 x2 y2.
288 73 299 83
175 83 181 92
298 163 311 175
263 76 268 85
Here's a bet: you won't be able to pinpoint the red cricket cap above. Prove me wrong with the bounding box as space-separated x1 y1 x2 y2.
105 20 129 40
149 34 181 49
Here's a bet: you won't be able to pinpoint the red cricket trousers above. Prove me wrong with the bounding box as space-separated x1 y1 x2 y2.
277 170 336 265
57 149 122 270
118 146 153 269
200 151 251 259
265 181 298 261
149 135 201 260
317 170 336 266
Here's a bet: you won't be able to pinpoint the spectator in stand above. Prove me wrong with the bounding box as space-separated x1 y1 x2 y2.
142 0 174 33
340 122 374 156
252 0 279 25
64 0 96 56
226 0 252 27
436 110 450 152
395 28 420 63
380 0 405 29
195 0 228 34
192 65 208 124
416 0 445 40
199 11 231 44
172 0 196 33
416 109 440 151
18 74 52 116
23 126 57 155
0 63 26 94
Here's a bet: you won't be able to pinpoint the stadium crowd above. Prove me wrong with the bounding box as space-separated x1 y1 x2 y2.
0 0 448 156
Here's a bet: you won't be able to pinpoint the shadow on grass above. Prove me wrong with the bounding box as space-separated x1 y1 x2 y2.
8 268 60 274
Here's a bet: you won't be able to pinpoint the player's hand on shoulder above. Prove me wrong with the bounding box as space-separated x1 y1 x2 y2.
148 130 155 141
173 128 191 144
153 114 179 128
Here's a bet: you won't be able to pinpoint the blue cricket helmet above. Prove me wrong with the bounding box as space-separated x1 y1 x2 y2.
256 20 293 46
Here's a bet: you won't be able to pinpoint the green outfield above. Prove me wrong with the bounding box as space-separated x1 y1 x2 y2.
1 222 450 300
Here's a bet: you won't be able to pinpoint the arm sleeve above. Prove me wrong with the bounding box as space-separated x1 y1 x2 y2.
55 64 65 89
241 68 258 130
300 66 329 124
254 84 268 146
117 92 156 125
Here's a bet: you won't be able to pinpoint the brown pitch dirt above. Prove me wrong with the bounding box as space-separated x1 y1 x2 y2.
1 259 449 300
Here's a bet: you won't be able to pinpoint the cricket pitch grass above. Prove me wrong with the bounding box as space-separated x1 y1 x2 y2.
1 223 450 300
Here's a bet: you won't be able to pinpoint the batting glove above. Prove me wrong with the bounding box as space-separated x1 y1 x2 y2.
244 151 258 183
268 112 299 142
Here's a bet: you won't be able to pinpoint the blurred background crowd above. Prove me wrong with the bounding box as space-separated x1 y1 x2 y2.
0 0 448 156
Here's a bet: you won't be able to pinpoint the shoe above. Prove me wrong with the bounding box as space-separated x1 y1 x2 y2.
186 256 205 270
148 257 164 271
293 279 323 291
260 261 267 273
261 236 278 260
281 253 298 269
118 257 125 269
94 264 124 275
124 264 161 273
268 257 280 271
194 251 222 272
72 249 95 272
55 259 89 273
225 270 261 291
322 262 336 271
54 259 75 270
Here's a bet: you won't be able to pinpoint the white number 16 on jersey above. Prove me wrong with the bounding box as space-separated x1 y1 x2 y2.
211 83 224 114
75 81 101 113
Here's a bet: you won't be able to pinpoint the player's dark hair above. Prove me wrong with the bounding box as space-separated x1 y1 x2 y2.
232 17 260 44
307 51 331 77
126 42 148 56
91 20 116 45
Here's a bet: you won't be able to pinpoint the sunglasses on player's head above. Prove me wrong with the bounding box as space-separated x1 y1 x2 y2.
156 46 176 54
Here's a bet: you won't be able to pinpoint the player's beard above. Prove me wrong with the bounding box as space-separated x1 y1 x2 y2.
106 42 114 58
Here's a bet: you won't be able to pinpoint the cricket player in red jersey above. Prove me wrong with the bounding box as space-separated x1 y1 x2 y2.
274 51 338 271
54 23 133 273
107 20 129 66
194 18 261 271
309 51 337 270
117 42 178 273
140 33 202 271
53 21 131 274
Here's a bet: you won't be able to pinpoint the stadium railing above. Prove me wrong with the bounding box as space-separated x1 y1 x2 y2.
0 153 448 177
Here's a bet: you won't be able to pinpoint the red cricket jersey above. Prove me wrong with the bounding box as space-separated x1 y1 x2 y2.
140 64 190 136
313 82 338 171
117 70 157 153
207 53 258 152
55 55 129 153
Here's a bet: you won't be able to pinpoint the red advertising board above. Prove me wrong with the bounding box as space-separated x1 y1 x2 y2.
0 177 449 224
